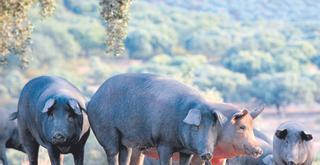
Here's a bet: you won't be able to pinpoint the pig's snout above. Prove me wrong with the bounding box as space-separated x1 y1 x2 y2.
245 145 263 158
52 132 66 144
251 147 263 158
200 153 212 160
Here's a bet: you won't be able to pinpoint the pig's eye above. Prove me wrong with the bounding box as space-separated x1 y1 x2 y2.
192 125 199 131
48 111 53 117
68 114 74 121
239 125 246 130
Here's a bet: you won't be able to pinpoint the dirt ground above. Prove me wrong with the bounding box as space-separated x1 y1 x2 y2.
255 104 320 157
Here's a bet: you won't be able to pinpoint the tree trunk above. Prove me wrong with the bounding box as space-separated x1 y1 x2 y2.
276 104 285 118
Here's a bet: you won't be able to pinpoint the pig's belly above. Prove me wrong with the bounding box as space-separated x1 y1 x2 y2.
120 132 156 149
143 148 180 161
116 118 157 148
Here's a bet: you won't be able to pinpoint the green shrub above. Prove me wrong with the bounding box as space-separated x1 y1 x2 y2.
251 72 317 111
222 50 275 78
2 70 25 98
193 66 250 102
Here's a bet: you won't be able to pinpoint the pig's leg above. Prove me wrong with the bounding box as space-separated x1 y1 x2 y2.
72 130 90 165
72 146 84 165
211 158 225 165
130 148 144 165
157 145 173 165
0 133 9 164
179 152 192 165
204 160 212 165
19 129 39 165
190 155 203 165
0 142 8 165
47 146 61 165
119 145 132 165
104 147 119 165
102 128 120 165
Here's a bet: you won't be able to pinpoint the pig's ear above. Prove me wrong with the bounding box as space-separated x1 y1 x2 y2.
300 131 313 141
42 99 55 113
250 106 264 119
275 129 287 139
183 109 201 126
232 109 248 121
213 111 227 126
68 99 82 115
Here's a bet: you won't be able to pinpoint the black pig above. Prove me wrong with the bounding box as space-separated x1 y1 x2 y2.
12 76 90 165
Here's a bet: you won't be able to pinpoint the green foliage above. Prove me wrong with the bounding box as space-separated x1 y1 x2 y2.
36 21 81 58
68 22 105 52
130 54 246 102
46 68 83 89
274 41 317 64
312 55 320 68
1 69 25 98
1 0 320 106
63 0 99 14
201 89 223 103
250 73 317 108
30 33 64 66
0 85 10 99
306 72 320 103
129 54 208 77
193 66 251 102
183 30 234 56
125 21 178 59
272 55 303 73
222 50 275 78
87 57 123 85
125 30 154 59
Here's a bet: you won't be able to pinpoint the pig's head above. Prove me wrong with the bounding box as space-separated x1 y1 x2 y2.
180 108 223 161
215 106 264 158
41 96 85 152
274 127 313 165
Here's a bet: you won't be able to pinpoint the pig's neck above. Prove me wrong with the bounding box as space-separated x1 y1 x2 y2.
213 139 239 159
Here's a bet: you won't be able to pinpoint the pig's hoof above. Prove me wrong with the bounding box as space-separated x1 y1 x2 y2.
200 153 212 160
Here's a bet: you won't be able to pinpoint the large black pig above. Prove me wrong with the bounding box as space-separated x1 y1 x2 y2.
12 76 90 165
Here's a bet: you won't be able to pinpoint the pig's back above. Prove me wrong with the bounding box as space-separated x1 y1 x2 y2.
88 73 203 117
